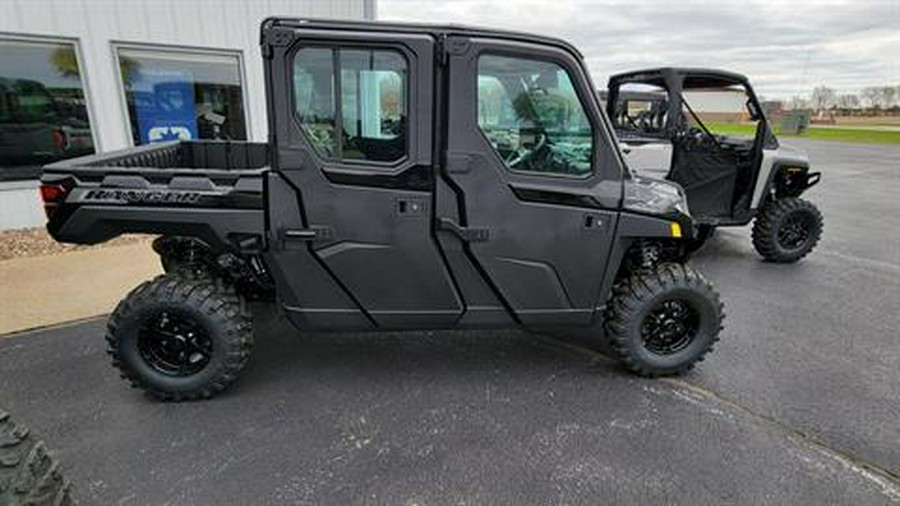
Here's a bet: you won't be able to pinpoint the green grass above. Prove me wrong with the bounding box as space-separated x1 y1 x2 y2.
705 122 900 144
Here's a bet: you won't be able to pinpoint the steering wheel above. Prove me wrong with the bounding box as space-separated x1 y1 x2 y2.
506 133 548 169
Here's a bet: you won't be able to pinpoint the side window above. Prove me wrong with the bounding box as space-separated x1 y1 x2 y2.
477 55 593 176
293 47 407 163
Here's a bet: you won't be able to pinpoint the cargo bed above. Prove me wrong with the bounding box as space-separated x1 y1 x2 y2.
41 140 269 249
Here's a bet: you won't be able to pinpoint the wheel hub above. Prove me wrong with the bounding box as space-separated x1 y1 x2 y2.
777 213 812 250
138 311 212 376
641 299 699 355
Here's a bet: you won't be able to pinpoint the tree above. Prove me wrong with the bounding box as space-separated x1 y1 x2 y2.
861 87 881 109
810 85 836 112
881 86 897 108
789 95 810 111
50 47 80 78
836 94 860 110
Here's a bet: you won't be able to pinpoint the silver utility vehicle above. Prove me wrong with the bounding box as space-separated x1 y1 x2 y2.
606 68 823 262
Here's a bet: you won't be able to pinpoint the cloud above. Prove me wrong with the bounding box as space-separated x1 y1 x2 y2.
378 0 899 99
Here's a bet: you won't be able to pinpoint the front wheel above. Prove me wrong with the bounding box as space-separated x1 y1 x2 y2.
752 198 823 263
605 263 724 377
106 274 254 401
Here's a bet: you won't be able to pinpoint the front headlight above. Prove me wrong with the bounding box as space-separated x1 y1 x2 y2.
623 176 690 217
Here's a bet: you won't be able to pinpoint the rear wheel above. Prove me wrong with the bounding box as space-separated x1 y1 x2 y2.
752 198 823 263
106 274 254 401
0 411 75 505
605 263 724 376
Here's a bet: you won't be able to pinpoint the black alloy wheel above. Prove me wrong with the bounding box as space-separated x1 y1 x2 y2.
641 299 699 356
776 212 814 251
137 310 213 377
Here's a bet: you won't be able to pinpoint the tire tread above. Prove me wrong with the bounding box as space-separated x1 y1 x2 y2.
105 274 254 402
605 263 724 377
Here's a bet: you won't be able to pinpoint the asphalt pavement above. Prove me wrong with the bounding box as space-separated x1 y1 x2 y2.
1 139 898 505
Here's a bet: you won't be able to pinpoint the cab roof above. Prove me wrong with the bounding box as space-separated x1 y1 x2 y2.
261 17 584 59
608 67 751 89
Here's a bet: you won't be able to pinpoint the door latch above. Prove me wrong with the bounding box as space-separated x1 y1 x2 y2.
436 217 490 242
281 226 334 244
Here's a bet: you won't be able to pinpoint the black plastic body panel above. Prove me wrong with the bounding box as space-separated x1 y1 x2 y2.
39 19 699 335
42 140 267 251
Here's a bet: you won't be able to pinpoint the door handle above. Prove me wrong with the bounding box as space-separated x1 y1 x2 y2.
436 217 490 242
281 226 334 243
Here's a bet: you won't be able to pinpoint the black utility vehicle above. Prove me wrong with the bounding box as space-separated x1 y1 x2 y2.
606 68 823 262
42 19 724 401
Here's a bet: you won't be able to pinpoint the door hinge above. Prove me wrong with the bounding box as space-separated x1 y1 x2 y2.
262 26 294 58
436 217 489 242
438 35 469 66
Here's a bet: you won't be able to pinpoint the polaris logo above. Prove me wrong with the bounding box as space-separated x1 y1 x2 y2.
83 189 204 205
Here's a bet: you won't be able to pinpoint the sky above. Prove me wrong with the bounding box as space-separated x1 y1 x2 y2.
378 0 899 100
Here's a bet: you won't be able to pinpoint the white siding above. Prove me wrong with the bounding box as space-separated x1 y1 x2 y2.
0 0 374 152
0 0 373 230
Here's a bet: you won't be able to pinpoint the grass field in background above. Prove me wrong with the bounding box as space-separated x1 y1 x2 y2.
705 122 900 144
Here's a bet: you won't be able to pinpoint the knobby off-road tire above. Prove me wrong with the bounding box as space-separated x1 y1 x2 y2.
605 263 724 377
752 197 823 263
106 273 254 401
0 411 75 506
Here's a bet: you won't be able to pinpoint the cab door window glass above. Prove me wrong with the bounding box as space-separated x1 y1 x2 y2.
477 55 593 176
293 47 407 163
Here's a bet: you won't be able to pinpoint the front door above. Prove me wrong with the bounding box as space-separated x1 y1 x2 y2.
264 25 462 329
440 37 624 327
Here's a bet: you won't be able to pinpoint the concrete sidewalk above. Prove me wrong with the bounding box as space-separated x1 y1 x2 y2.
0 242 160 335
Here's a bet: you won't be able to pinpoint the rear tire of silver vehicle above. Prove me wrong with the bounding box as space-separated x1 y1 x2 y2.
605 263 724 377
0 411 76 505
106 274 254 401
752 197 823 263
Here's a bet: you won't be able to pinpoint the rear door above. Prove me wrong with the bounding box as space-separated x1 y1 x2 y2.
264 24 462 329
439 36 624 327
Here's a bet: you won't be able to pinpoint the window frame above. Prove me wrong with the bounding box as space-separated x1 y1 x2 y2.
475 50 598 180
288 42 412 171
111 41 252 148
0 32 100 169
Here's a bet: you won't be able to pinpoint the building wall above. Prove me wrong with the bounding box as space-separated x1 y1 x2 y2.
0 0 374 230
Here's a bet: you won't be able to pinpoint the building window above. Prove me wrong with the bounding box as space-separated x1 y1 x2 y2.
293 47 407 163
477 55 593 176
0 38 95 182
116 48 247 145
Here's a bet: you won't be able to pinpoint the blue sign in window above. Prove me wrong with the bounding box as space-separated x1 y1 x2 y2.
132 71 198 144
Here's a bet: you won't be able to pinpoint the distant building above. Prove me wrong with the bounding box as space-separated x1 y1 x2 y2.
0 0 375 230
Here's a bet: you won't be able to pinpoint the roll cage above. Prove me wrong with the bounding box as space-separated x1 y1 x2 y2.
606 67 775 147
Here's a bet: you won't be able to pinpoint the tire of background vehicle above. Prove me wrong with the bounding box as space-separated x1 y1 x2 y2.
685 224 717 254
605 263 724 377
106 274 254 401
751 197 823 263
0 411 75 506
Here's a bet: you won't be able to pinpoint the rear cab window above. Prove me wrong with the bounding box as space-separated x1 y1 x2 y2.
293 47 407 164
